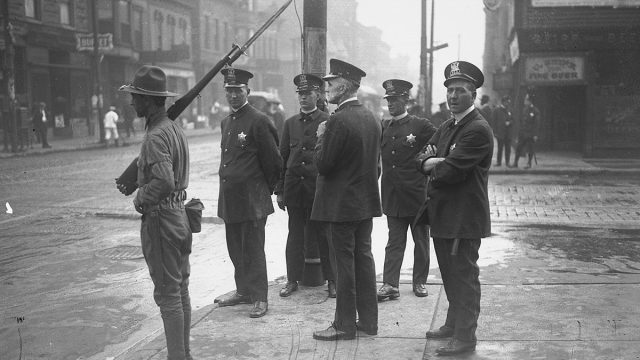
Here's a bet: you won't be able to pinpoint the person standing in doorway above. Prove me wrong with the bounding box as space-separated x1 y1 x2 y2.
117 65 193 360
377 79 436 302
103 105 120 147
415 60 493 356
311 59 382 341
275 73 336 299
215 68 282 319
514 93 541 169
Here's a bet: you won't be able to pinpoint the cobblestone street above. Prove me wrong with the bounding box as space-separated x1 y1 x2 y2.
489 175 640 224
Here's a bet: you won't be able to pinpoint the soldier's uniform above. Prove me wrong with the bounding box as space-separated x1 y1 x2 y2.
274 74 335 296
378 79 436 300
217 68 282 313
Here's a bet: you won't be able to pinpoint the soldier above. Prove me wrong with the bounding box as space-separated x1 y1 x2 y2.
275 73 336 299
377 79 436 302
415 61 493 356
311 59 382 341
514 93 541 169
118 65 193 360
215 68 282 318
492 95 515 167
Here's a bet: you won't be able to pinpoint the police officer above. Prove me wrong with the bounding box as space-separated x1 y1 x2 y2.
514 93 541 169
492 95 514 167
275 74 336 299
312 59 382 341
215 68 282 318
377 79 436 301
415 61 493 356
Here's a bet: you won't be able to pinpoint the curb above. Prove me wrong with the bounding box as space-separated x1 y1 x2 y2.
93 212 225 224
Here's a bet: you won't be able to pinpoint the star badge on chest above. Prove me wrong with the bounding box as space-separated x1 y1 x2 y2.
238 131 247 141
406 133 416 144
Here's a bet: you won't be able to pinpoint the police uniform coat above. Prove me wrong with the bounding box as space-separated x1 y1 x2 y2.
381 114 436 217
415 109 493 239
492 105 514 139
519 104 541 138
275 109 329 207
218 104 282 223
311 100 382 222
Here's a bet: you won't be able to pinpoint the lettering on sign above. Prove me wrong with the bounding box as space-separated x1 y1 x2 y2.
524 56 585 85
75 33 113 51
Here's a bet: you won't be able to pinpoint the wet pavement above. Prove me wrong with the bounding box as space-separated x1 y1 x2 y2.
2 129 640 359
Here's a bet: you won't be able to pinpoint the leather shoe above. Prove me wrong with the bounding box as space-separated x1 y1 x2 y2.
426 325 454 339
356 321 377 336
313 324 355 341
377 283 400 301
413 283 428 297
216 292 251 307
249 301 268 318
279 281 298 297
435 338 476 356
327 280 336 298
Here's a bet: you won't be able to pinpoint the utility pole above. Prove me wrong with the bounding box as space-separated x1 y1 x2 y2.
2 0 18 153
301 0 327 287
419 0 427 113
91 0 105 142
423 0 448 116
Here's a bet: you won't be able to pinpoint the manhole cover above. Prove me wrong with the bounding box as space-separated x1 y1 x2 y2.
95 245 144 260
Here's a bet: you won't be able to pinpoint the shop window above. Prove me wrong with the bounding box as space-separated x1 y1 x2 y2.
25 0 42 20
179 18 188 44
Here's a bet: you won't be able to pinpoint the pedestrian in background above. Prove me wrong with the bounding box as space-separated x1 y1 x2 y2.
492 95 514 167
479 95 492 125
103 105 120 147
32 102 51 148
311 59 381 341
117 65 193 360
514 93 541 169
415 61 493 356
215 68 282 319
275 73 336 299
377 79 436 302
431 101 451 129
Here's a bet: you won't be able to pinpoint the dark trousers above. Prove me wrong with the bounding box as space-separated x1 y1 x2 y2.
495 137 511 165
37 125 49 147
433 237 481 342
329 219 378 333
383 215 430 287
286 206 335 282
225 218 268 302
515 136 535 165
141 209 192 360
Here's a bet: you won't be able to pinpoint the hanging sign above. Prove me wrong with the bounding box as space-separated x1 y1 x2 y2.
524 56 586 85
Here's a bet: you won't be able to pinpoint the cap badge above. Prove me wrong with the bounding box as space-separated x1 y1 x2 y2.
386 83 395 92
449 62 461 77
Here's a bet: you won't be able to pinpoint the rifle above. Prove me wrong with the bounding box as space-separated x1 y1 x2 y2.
116 0 293 196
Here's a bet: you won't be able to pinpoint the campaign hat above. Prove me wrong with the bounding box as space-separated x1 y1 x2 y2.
293 73 323 92
322 58 366 85
443 60 484 88
222 67 253 88
119 65 179 97
382 79 413 99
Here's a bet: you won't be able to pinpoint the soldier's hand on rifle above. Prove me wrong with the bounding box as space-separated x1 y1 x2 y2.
276 194 286 211
133 198 144 214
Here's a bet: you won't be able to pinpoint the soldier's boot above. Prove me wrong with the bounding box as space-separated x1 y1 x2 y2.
161 305 186 360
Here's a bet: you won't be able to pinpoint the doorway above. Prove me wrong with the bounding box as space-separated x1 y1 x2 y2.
532 86 586 151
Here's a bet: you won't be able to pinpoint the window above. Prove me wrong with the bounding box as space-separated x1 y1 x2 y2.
204 16 211 49
118 0 131 43
154 11 164 50
213 19 220 51
178 18 187 44
97 1 114 34
167 15 176 45
132 8 143 49
25 0 41 20
59 0 73 26
224 22 230 49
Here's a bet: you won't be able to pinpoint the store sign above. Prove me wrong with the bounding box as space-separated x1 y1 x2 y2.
532 0 640 6
75 33 113 51
524 56 586 85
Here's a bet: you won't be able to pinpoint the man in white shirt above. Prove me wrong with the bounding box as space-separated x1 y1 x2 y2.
104 105 120 147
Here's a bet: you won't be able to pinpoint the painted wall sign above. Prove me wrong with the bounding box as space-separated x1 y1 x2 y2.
532 0 640 6
524 56 586 85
